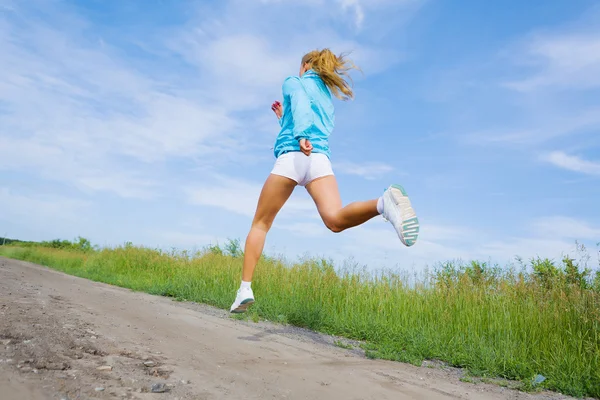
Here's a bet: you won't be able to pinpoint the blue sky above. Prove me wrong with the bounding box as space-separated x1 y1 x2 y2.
1 0 599 272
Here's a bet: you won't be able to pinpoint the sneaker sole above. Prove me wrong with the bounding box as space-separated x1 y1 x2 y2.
388 184 419 247
230 298 254 313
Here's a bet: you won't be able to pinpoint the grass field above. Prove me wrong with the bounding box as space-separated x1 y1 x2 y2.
1 239 599 398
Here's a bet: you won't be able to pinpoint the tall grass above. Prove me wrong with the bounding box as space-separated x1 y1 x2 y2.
1 242 598 398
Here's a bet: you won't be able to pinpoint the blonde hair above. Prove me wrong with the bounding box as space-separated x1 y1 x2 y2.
301 48 360 101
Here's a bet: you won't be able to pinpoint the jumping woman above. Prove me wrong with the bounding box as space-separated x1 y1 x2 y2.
230 49 419 313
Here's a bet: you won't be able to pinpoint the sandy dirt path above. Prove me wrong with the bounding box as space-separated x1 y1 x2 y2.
0 257 579 400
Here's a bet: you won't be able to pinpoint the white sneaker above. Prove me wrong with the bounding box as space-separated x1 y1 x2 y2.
230 287 255 313
381 184 419 247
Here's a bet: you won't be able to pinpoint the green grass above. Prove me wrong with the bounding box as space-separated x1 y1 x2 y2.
1 242 599 398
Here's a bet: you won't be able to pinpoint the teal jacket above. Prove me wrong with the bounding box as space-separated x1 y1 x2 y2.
273 69 334 159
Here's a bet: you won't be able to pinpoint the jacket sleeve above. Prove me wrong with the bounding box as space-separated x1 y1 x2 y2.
282 77 313 141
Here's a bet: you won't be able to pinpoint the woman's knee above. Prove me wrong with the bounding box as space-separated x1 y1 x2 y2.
322 214 344 233
252 217 274 232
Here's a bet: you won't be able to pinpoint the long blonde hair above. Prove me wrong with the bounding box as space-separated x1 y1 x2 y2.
301 48 360 101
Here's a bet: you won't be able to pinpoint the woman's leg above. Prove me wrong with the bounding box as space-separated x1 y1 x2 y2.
242 173 297 281
305 175 379 233
230 173 297 313
306 174 420 246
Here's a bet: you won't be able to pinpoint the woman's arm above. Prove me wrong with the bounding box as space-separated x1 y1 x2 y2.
282 76 314 142
271 101 284 126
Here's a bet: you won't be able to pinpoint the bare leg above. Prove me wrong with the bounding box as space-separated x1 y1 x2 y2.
305 175 379 233
241 174 297 282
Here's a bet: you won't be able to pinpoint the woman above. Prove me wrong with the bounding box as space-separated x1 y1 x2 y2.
230 49 419 313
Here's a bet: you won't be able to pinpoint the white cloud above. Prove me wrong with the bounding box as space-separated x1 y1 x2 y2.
475 238 579 263
1 1 16 11
167 0 408 98
167 31 298 111
337 0 424 30
338 0 365 29
334 161 395 179
531 216 600 240
0 2 242 199
77 175 159 199
331 215 600 269
505 33 600 92
0 0 411 204
459 104 600 150
333 220 474 268
0 188 90 225
259 0 418 31
542 151 600 176
201 35 297 88
463 106 600 145
0 137 160 199
453 217 600 264
149 230 226 250
0 0 429 261
421 224 470 242
468 217 600 265
456 11 600 148
273 221 330 237
186 175 319 219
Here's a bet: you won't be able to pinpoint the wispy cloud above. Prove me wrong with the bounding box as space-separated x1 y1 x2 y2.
5 0 596 272
541 151 600 176
1 0 412 202
336 215 600 268
334 161 395 179
185 175 319 219
475 238 579 263
338 0 365 29
457 9 600 148
463 108 600 145
459 216 600 264
259 0 420 31
337 222 473 268
531 216 600 240
274 221 330 237
0 2 243 199
504 32 600 92
0 188 90 225
149 230 226 250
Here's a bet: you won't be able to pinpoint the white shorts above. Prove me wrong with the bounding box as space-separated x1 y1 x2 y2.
271 151 334 186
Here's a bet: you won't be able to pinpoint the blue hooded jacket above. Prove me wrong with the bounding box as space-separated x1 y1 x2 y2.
273 69 334 159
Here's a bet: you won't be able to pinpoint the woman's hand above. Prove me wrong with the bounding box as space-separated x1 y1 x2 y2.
299 139 313 156
271 101 283 119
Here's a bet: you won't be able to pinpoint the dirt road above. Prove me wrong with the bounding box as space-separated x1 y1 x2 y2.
0 257 578 400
